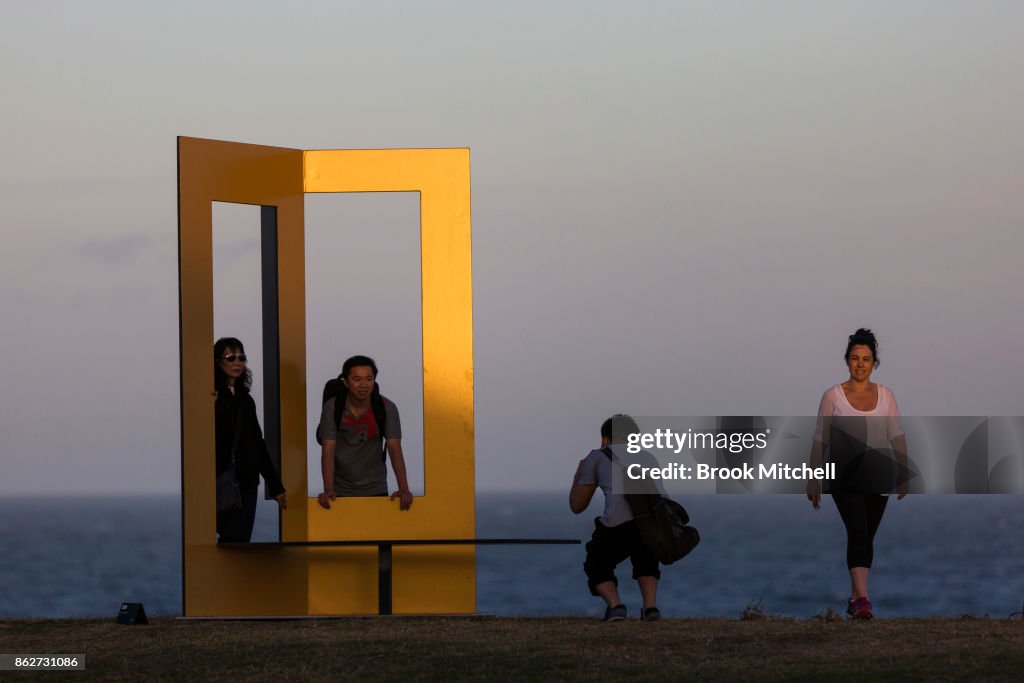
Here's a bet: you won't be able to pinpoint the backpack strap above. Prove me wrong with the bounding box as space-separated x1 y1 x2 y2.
332 375 346 430
371 391 388 461
601 446 658 516
315 377 341 446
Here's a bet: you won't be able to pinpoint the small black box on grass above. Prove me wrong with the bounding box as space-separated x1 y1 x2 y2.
116 602 148 625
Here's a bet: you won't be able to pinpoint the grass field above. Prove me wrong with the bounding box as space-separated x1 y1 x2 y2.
2 615 1023 681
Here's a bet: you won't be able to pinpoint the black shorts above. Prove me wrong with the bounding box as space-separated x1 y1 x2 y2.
583 517 661 595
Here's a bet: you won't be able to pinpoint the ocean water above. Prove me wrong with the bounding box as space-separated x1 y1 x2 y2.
1 494 1021 619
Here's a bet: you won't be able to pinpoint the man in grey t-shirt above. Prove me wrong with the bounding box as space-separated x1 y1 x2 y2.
570 414 662 621
316 355 414 510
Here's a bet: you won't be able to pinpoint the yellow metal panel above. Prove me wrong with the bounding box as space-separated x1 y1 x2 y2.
303 148 475 615
179 140 474 616
307 546 475 615
178 137 308 616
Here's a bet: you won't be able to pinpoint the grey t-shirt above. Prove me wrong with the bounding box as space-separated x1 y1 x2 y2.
577 444 666 527
578 445 633 527
318 396 401 497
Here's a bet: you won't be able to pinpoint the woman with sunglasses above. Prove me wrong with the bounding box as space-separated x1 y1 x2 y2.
806 328 908 619
214 337 287 543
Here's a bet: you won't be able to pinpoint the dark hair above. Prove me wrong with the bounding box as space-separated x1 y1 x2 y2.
342 355 379 380
214 337 252 392
601 414 640 442
844 328 880 368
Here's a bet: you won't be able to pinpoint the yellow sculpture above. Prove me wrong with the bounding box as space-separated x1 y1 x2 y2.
178 137 474 616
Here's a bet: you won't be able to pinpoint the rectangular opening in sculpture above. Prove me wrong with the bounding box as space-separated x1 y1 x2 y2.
304 192 425 499
212 200 281 541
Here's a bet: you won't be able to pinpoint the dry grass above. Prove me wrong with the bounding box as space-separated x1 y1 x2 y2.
2 616 1023 681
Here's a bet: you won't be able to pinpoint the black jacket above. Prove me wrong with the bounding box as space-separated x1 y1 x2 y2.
215 388 285 497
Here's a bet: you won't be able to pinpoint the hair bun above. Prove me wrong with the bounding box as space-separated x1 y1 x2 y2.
850 328 875 342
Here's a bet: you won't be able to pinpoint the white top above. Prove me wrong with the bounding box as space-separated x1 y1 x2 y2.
813 383 904 448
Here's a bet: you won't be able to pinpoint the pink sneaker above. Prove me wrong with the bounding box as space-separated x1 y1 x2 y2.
848 597 873 620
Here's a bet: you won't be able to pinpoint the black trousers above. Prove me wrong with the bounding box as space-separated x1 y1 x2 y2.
832 493 889 569
583 518 661 596
217 486 259 543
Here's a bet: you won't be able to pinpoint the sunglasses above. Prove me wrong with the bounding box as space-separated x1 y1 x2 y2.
220 354 247 363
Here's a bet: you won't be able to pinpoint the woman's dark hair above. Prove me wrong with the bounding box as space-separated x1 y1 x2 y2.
342 355 379 380
214 337 252 392
844 328 880 368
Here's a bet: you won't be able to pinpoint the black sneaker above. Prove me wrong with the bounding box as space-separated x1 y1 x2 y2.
641 607 662 622
602 604 627 622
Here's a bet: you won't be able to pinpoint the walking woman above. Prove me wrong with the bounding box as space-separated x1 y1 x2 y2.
214 337 286 543
807 328 908 619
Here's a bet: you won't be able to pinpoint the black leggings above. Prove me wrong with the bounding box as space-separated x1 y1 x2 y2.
832 494 888 569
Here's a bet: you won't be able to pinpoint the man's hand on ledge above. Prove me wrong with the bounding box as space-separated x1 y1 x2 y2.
317 491 336 509
391 489 413 511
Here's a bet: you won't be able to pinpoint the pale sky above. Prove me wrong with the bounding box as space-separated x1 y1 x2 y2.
1 1 1022 494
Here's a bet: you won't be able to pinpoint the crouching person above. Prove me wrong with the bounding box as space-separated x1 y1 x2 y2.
569 414 661 622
